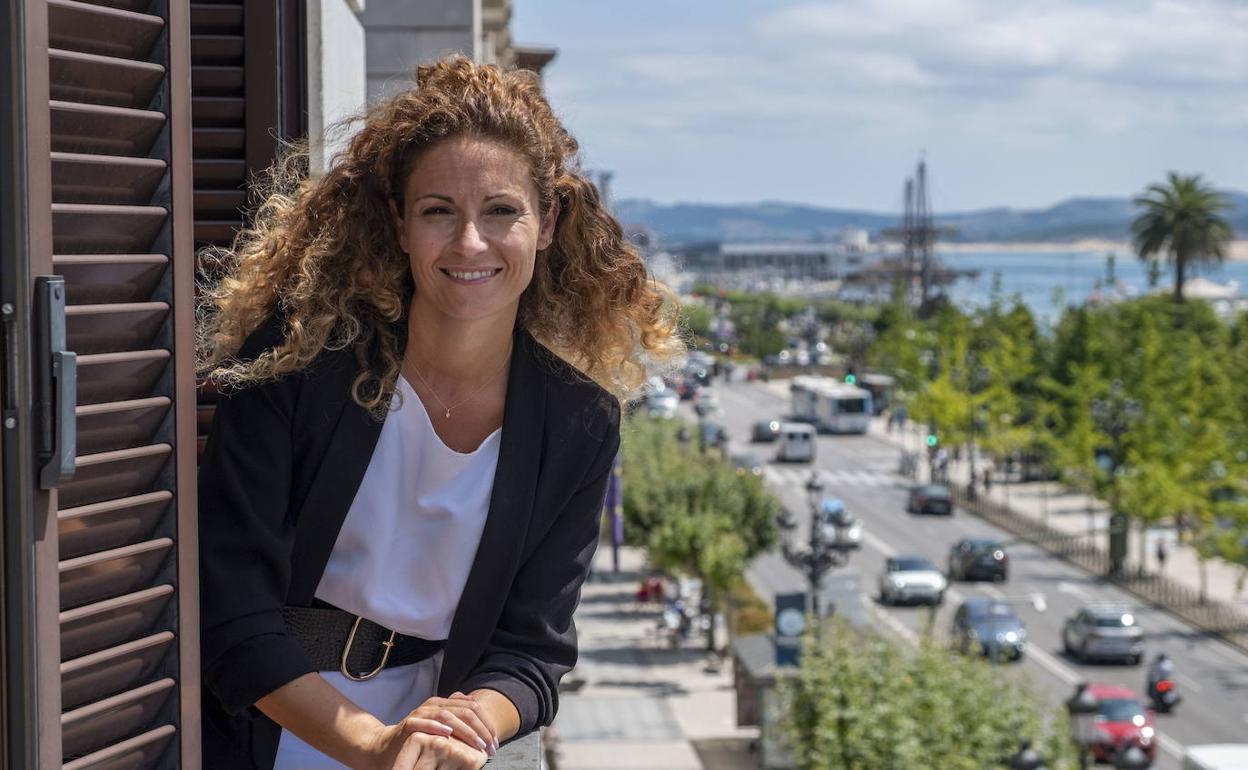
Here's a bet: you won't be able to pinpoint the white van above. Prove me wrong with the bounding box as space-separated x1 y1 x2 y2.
776 423 817 463
1184 745 1248 770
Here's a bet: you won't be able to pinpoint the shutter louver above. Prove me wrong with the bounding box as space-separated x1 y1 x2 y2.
45 0 198 767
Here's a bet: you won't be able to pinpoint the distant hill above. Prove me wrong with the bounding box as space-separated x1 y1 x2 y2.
614 191 1248 245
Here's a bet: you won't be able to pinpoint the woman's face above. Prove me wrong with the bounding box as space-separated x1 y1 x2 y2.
392 137 557 326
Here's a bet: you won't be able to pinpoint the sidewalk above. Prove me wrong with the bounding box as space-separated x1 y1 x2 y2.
870 416 1248 613
551 547 759 770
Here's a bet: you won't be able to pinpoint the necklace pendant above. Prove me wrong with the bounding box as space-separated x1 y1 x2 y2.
444 408 452 419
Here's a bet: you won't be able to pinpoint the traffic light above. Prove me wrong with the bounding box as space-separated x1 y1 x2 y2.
844 371 857 385
925 433 938 448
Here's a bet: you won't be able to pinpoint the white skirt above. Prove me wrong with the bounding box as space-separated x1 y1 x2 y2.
272 653 443 769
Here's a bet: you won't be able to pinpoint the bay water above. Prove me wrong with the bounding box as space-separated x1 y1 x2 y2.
935 248 1248 324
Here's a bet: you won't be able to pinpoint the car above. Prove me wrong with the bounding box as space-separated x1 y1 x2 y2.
1081 683 1157 764
694 388 720 417
951 598 1026 661
646 391 679 420
730 453 764 478
947 538 1008 582
699 421 728 452
879 555 946 606
751 419 782 443
817 498 862 549
1062 604 1144 664
907 483 953 515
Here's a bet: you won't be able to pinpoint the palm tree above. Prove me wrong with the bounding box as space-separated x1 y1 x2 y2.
1132 172 1234 302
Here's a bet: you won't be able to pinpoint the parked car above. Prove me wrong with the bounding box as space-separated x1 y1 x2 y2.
817 498 862 549
879 555 946 606
751 419 782 443
694 387 720 417
730 453 764 478
647 391 679 420
947 537 1008 582
1081 683 1157 765
1063 604 1144 664
907 483 952 515
952 598 1026 661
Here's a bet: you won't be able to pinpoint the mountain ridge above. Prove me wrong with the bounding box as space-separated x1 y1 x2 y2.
614 191 1248 244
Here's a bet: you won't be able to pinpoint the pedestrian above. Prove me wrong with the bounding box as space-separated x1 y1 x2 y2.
1175 511 1190 544
1156 537 1168 572
196 57 683 770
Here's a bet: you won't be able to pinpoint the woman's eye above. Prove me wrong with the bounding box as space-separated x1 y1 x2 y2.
489 206 519 216
421 206 452 216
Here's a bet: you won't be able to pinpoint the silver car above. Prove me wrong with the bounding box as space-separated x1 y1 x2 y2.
1062 605 1144 664
879 555 946 606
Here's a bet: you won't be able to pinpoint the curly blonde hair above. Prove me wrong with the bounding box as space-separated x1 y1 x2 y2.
197 56 682 412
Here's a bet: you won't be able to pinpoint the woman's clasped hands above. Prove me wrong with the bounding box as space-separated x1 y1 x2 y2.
364 692 498 770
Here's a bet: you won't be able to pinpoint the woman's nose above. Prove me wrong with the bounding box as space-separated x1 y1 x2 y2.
453 219 488 255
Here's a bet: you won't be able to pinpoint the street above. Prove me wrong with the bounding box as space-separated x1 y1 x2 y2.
687 379 1248 770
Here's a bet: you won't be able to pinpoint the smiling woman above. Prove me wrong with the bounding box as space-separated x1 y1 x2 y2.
194 56 682 770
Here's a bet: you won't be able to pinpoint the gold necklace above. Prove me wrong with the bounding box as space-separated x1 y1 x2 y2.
404 344 513 419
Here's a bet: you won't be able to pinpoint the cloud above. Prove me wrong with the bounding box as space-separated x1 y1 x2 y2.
517 0 1248 208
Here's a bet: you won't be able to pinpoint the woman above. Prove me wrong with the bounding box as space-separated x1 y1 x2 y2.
197 56 681 770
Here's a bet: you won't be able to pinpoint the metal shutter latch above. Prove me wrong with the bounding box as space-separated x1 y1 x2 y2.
35 276 77 489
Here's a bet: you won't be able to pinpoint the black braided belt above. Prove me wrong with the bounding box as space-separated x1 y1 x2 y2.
281 605 445 681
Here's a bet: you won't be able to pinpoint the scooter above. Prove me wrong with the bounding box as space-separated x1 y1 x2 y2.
1148 678 1181 713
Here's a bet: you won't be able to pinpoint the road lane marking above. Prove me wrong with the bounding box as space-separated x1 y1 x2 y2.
1174 672 1203 693
981 584 1005 599
1057 581 1091 600
1155 733 1183 760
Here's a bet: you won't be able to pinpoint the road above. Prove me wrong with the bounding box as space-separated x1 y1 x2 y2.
682 379 1248 770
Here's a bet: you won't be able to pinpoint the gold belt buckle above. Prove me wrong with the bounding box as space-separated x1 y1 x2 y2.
340 615 397 681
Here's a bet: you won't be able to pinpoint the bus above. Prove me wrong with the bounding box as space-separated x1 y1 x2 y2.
813 382 873 434
789 375 827 423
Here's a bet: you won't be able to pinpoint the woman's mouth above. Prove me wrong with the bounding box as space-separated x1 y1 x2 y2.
440 267 503 284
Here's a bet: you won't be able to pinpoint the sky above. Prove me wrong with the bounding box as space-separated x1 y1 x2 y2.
512 0 1248 213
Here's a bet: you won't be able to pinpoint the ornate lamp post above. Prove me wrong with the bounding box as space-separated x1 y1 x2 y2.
781 473 855 628
1066 682 1100 770
1091 379 1142 576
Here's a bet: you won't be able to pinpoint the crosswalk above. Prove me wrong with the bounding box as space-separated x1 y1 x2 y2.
763 466 900 488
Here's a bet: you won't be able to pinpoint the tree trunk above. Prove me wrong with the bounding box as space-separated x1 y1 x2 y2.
1174 254 1186 302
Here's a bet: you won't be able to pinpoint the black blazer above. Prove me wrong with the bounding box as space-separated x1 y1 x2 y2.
198 316 620 769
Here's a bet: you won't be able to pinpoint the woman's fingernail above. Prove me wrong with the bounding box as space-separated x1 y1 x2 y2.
476 738 488 751
493 737 500 752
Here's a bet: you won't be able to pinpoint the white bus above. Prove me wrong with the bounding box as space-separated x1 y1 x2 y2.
789 375 827 424
1183 745 1248 770
813 382 873 434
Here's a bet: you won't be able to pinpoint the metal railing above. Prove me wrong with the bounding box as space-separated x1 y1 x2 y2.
950 487 1248 653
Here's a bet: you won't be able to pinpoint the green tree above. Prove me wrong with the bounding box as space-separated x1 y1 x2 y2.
782 623 1077 770
620 416 780 648
1132 172 1235 303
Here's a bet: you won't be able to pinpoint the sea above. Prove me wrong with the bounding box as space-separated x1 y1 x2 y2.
935 248 1248 324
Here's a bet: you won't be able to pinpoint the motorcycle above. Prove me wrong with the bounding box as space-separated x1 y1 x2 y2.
1148 678 1181 713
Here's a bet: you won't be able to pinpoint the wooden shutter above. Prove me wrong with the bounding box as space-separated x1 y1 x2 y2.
5 0 200 767
191 0 305 457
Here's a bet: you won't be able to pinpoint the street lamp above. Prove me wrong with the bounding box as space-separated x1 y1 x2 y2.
1065 682 1100 770
1091 379 1142 576
1008 740 1047 770
780 472 856 628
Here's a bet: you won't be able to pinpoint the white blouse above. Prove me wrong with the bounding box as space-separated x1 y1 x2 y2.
274 375 502 769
